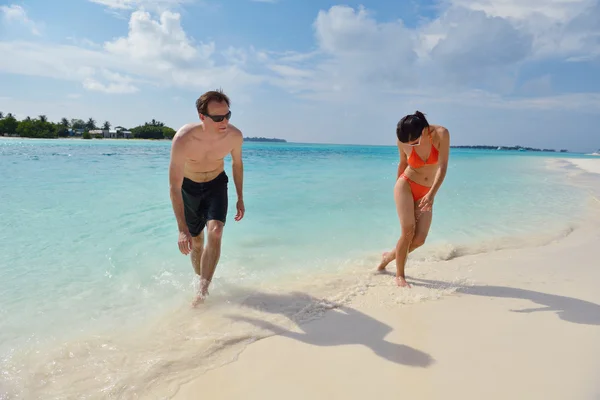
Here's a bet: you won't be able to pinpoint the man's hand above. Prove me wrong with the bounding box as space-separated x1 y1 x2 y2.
178 229 192 255
418 192 434 212
235 198 245 221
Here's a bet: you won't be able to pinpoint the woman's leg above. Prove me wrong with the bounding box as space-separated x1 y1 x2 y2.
410 207 433 252
390 178 417 287
378 207 433 268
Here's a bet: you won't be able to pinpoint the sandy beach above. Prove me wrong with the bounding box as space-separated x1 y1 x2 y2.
173 157 600 400
566 157 600 175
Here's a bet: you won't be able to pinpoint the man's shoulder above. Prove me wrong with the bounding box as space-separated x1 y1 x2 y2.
176 122 203 136
227 124 244 142
173 123 202 142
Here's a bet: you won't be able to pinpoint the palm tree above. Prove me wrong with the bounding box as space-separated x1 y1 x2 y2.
25 116 31 122
39 115 48 123
0 112 4 119
86 118 96 131
102 121 111 130
60 118 70 127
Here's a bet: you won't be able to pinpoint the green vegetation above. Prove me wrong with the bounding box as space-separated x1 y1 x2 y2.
0 112 290 142
130 119 176 140
451 145 568 153
244 136 287 142
0 112 176 140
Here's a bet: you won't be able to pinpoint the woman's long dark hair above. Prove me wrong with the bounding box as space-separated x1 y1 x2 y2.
396 111 430 143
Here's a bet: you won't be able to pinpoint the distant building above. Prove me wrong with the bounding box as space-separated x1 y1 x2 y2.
112 126 133 138
88 130 104 138
67 129 84 137
88 128 133 139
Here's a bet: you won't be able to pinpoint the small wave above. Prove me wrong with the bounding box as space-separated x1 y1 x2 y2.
411 225 575 263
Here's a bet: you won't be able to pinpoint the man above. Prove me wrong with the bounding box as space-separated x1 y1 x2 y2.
169 89 245 306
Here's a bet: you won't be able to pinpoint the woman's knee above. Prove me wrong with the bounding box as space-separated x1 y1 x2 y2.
411 235 426 249
401 223 416 239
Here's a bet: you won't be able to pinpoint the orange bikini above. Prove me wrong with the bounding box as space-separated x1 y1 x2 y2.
400 144 439 201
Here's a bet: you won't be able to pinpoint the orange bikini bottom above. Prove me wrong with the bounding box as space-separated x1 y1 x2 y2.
400 173 431 201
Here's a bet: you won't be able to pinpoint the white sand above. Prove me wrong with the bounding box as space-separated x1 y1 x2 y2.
565 157 600 175
172 158 600 400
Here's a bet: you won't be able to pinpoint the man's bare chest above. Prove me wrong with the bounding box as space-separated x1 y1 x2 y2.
185 141 232 162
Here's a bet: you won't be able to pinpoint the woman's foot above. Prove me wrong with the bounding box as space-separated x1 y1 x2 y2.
377 251 394 271
395 276 411 288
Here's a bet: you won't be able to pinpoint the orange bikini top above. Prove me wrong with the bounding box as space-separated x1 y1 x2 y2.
407 144 439 168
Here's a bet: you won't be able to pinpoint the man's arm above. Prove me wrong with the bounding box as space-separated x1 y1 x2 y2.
428 128 450 197
230 129 245 221
230 132 244 200
397 141 408 179
169 130 189 233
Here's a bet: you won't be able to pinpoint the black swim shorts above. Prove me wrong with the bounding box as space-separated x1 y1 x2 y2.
181 171 229 237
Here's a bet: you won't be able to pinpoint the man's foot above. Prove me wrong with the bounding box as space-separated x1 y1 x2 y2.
395 276 411 288
377 252 393 271
191 277 210 307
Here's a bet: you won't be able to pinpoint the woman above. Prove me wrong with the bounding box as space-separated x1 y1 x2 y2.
377 111 450 287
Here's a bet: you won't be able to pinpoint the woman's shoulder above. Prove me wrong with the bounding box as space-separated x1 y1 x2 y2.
430 124 449 147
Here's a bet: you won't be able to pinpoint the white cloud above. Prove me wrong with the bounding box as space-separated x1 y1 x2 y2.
424 7 533 88
83 70 139 94
89 0 190 11
104 10 208 65
447 0 591 20
447 0 600 59
261 2 600 109
1 1 599 114
83 78 138 94
0 10 263 95
265 6 417 96
1 4 40 35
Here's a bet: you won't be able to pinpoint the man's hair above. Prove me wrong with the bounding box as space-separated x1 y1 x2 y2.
396 111 430 143
196 89 230 115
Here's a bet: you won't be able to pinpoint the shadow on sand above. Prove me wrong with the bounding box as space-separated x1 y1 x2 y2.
225 290 434 368
411 277 600 326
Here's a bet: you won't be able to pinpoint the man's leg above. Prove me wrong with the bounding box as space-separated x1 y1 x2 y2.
193 171 228 305
198 220 224 297
191 231 204 276
191 231 207 307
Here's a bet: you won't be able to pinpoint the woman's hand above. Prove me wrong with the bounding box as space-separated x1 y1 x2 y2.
418 192 434 212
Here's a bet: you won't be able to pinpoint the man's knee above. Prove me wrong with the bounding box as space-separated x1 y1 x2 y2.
207 221 224 242
192 233 204 250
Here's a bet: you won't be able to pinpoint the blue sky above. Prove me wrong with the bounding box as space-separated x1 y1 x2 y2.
1 0 599 152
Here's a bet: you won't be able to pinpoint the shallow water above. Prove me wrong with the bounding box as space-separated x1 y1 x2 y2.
0 138 597 399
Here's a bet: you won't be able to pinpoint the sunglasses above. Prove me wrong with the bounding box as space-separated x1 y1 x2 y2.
203 111 231 123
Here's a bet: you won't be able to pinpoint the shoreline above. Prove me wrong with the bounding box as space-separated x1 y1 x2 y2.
2 156 599 399
171 158 600 400
1 137 598 155
564 157 600 175
175 220 600 400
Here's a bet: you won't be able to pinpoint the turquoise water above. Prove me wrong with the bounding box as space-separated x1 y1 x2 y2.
0 138 596 398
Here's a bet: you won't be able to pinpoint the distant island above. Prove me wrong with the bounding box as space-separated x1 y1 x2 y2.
451 145 568 153
244 136 287 143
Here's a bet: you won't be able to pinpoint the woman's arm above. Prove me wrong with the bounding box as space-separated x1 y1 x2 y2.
397 140 408 179
428 127 450 197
